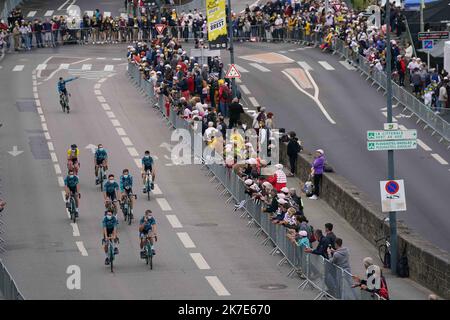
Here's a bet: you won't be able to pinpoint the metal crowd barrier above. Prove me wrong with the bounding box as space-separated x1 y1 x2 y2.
0 259 24 300
127 61 384 300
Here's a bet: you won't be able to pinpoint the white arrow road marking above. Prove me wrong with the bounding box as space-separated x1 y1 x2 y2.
177 232 196 248
8 146 24 156
12 65 24 72
282 70 336 124
190 253 210 270
205 276 230 296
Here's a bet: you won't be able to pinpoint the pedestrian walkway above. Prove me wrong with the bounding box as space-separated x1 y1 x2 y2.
283 170 435 300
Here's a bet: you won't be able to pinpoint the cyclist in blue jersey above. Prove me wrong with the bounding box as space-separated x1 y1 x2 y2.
57 76 79 97
102 209 119 265
64 169 80 216
95 144 108 184
120 168 134 214
141 150 156 193
104 174 120 212
139 209 157 258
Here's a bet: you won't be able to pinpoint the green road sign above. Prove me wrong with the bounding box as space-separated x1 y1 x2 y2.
367 130 417 141
367 140 417 151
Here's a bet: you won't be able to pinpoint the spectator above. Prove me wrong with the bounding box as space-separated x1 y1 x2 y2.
328 238 351 273
309 149 325 200
325 222 336 249
228 97 244 129
266 163 287 192
296 230 310 248
286 132 302 176
437 78 448 115
305 229 329 259
352 257 389 300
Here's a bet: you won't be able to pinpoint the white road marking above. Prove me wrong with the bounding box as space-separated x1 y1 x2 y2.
249 63 270 72
205 276 230 296
27 11 36 17
94 83 102 89
94 90 102 95
51 152 58 162
12 65 24 71
134 158 143 169
34 93 39 99
318 61 335 70
104 65 114 72
44 10 54 16
97 96 106 103
112 58 122 61
240 85 251 95
398 125 407 130
85 10 93 16
35 100 41 107
115 127 127 136
81 64 92 71
76 241 88 256
121 137 133 146
40 115 46 122
339 60 356 70
48 142 54 151
248 97 260 107
177 232 196 248
44 132 51 140
279 50 287 53
96 57 106 60
41 122 48 131
381 111 398 122
36 64 47 71
32 75 37 80
36 107 43 114
127 147 139 157
431 153 448 165
98 78 107 83
58 0 70 10
233 64 249 73
166 215 183 228
106 111 115 118
152 184 162 195
190 253 210 270
33 87 37 92
54 164 62 175
101 103 111 111
71 223 80 237
111 119 121 126
417 139 432 151
156 198 172 211
58 176 65 187
297 61 312 71
235 78 242 83
104 11 111 17
33 80 37 86
60 63 70 69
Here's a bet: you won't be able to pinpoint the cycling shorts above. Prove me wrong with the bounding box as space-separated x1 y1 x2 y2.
68 186 77 194
139 229 152 238
123 187 133 195
106 192 116 201
69 158 78 164
144 165 153 173
60 88 67 96
105 228 115 238
96 158 106 166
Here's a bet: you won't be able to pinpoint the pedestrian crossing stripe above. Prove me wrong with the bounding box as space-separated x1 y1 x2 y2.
81 64 92 70
44 10 54 16
12 65 24 71
27 11 36 17
104 65 114 71
318 61 335 70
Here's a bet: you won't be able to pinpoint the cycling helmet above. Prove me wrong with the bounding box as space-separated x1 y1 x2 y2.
71 144 77 149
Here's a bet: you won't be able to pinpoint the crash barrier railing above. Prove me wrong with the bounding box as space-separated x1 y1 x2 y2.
0 259 24 300
127 61 384 300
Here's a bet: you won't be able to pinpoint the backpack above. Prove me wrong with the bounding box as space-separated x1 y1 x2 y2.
377 276 390 300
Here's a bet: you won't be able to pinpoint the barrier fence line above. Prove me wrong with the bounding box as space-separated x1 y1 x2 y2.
0 259 24 300
127 62 384 300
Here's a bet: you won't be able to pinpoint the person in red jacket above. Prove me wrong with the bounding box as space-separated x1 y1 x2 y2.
397 55 406 87
266 164 287 192
187 72 195 95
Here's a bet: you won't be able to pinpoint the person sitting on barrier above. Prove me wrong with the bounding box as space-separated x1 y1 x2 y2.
304 229 330 259
352 257 389 300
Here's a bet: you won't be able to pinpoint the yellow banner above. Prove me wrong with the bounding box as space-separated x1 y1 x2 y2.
206 0 228 49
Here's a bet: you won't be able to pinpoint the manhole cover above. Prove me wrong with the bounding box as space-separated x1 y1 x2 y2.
195 223 218 227
260 284 287 290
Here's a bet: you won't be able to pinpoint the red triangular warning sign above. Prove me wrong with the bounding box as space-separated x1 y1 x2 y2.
225 64 241 79
155 24 166 35
334 4 341 11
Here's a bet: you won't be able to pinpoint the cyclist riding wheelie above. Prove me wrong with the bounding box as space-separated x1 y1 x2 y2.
95 144 108 185
67 144 80 175
141 150 155 193
102 209 119 265
120 168 134 214
64 169 80 216
139 209 157 258
104 174 120 214
57 76 79 113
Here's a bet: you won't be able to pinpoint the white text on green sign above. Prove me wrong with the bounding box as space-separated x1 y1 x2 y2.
367 130 417 141
367 140 417 151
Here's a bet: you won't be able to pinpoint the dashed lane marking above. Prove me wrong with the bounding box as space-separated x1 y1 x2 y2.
76 241 88 256
12 65 24 71
58 176 64 187
40 115 46 122
101 103 111 111
152 184 162 195
48 141 54 151
27 11 36 17
339 60 356 71
156 198 172 211
44 10 54 16
248 63 271 72
239 85 251 95
36 100 41 107
44 132 51 140
42 123 48 131
121 137 133 146
115 127 127 136
318 61 335 70
104 65 114 72
106 111 115 118
81 64 92 71
51 152 58 162
71 223 80 237
60 64 70 69
205 276 231 296
97 96 106 103
248 97 260 107
190 253 210 270
94 83 102 89
94 90 102 95
133 158 142 169
382 112 398 122
36 64 47 71
54 164 62 175
127 147 139 157
417 139 432 152
232 64 249 73
111 119 121 126
166 215 183 228
177 232 196 248
431 153 448 165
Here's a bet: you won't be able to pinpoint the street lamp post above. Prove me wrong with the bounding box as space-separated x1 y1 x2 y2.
227 0 236 98
385 1 398 275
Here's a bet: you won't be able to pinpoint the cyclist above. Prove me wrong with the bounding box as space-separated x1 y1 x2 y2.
94 144 108 184
139 209 157 258
104 174 120 213
57 76 79 98
64 169 80 216
120 168 134 215
67 144 80 174
141 150 155 193
102 208 119 265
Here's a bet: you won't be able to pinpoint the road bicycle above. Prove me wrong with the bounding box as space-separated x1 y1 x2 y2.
105 237 119 273
142 234 157 270
121 188 136 225
97 164 106 191
375 236 391 268
60 92 70 113
143 170 153 201
105 199 119 217
67 192 79 223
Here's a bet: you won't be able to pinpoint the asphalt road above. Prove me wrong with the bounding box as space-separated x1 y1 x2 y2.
229 41 450 253
0 44 317 299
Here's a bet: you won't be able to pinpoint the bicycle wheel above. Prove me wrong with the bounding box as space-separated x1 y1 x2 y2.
99 171 104 191
109 244 114 273
70 197 76 223
127 204 132 225
379 244 388 267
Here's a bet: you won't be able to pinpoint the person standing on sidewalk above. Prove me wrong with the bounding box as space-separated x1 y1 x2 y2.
287 132 302 176
309 149 325 200
228 98 244 129
328 238 351 273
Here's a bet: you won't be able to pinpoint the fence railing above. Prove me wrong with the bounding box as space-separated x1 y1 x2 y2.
127 61 384 300
0 259 24 300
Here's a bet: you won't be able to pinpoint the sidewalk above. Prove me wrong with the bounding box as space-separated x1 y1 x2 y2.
283 170 435 300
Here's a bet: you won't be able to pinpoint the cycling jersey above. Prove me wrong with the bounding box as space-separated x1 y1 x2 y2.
102 215 118 231
57 77 77 94
64 175 79 189
104 181 119 195
139 216 156 234
120 175 133 192
142 156 154 171
95 149 108 161
67 148 80 160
